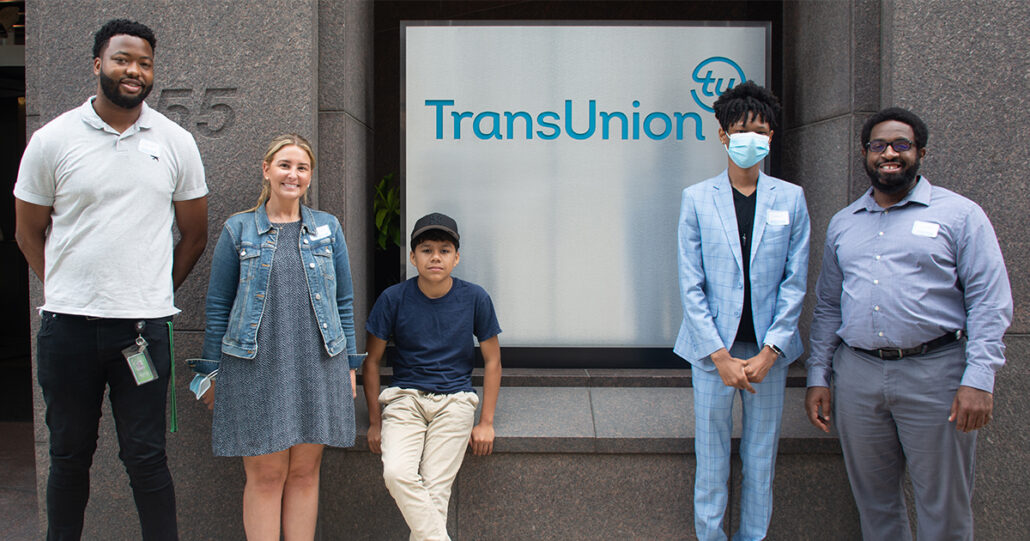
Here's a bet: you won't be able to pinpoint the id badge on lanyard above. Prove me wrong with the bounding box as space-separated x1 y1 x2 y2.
122 320 158 385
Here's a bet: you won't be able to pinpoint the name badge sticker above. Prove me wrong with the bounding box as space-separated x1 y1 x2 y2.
911 220 940 238
766 210 790 226
310 224 332 241
138 139 161 159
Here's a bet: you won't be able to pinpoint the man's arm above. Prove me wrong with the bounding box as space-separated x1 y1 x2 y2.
806 228 845 433
807 232 844 388
172 196 208 290
677 188 727 358
470 336 501 456
678 188 753 392
362 334 388 454
948 206 1012 432
14 198 52 282
746 189 811 383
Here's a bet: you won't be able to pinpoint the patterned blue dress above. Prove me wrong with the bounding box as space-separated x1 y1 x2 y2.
212 220 355 456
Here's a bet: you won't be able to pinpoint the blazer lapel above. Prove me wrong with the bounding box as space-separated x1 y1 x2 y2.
712 175 743 272
750 174 778 261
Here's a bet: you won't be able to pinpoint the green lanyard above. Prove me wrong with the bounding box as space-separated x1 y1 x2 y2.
167 321 177 433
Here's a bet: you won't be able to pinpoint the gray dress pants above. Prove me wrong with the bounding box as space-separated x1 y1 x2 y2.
833 341 976 541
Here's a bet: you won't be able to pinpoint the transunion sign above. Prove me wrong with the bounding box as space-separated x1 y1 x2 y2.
423 99 706 141
404 23 768 348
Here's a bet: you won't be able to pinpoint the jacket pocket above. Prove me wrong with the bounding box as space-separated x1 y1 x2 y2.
238 241 262 282
310 239 338 304
310 239 335 278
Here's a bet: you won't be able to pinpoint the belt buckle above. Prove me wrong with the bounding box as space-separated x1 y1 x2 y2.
880 348 903 360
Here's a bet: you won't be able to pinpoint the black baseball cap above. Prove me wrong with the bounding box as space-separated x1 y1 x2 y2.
410 212 460 245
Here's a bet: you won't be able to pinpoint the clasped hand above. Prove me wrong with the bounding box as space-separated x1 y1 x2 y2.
710 347 778 393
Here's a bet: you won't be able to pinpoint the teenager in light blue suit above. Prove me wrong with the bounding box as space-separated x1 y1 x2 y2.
674 82 810 541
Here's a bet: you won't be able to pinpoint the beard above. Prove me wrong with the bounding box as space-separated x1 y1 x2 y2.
865 158 920 195
99 71 152 109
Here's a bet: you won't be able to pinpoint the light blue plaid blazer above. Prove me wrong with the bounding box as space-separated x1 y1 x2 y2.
674 170 811 369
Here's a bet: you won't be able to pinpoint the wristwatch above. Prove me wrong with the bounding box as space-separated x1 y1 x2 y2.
765 344 784 357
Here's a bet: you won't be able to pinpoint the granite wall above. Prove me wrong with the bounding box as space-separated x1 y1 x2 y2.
886 1 1030 537
781 0 1030 538
22 0 1030 539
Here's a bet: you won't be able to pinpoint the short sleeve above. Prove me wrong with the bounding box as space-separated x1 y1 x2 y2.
172 135 208 202
366 287 397 341
473 287 502 341
13 132 56 206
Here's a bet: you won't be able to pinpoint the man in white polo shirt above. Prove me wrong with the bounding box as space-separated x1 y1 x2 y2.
13 19 207 540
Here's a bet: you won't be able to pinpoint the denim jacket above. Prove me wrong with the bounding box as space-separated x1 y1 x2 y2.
201 204 361 368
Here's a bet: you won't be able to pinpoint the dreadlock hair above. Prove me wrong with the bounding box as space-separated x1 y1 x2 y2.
712 80 781 132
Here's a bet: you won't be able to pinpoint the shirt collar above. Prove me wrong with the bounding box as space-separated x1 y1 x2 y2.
716 169 769 191
854 176 932 213
79 97 153 133
299 205 318 234
254 203 274 233
254 203 317 234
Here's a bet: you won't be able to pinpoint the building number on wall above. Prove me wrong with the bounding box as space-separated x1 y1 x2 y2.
156 88 237 137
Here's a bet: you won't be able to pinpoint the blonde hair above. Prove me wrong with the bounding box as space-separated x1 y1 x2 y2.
247 133 316 212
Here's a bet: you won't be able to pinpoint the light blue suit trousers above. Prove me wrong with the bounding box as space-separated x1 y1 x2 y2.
692 342 787 541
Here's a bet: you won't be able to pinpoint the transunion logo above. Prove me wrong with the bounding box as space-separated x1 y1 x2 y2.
690 56 746 113
421 57 749 142
424 100 706 142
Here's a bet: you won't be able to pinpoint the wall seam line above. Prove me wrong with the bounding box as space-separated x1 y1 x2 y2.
317 109 372 131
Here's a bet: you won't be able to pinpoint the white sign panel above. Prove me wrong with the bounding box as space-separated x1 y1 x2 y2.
404 23 768 347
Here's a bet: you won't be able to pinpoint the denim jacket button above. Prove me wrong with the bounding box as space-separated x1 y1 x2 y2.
322 323 328 329
303 239 309 244
309 263 316 269
240 250 245 256
315 293 321 300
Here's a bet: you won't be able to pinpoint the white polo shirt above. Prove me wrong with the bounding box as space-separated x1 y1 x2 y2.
14 98 208 318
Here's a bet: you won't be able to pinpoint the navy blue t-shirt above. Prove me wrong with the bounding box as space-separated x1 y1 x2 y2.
366 277 501 394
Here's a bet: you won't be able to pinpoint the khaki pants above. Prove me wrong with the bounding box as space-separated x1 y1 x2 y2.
379 387 479 541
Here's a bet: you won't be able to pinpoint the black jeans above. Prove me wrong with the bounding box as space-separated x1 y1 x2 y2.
37 312 178 541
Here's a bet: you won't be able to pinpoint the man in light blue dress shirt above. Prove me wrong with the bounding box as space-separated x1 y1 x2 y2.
806 107 1012 540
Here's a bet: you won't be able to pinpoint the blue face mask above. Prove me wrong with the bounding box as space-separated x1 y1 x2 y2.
725 132 771 169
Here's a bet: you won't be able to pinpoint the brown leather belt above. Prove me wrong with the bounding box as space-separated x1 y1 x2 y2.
850 330 963 360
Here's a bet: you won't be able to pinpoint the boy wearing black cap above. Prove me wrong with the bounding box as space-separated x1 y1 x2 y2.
362 212 502 541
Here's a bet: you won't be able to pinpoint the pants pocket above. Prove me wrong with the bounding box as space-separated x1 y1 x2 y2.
461 391 481 409
379 387 410 408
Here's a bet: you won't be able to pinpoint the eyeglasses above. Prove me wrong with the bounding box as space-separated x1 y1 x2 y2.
866 138 914 153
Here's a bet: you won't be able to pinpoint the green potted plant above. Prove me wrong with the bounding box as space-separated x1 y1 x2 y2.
373 173 402 294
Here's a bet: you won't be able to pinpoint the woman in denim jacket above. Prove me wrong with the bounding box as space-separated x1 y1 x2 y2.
199 134 361 540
